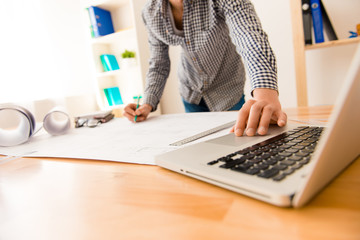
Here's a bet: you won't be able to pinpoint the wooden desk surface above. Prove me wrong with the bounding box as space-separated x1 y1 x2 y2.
1 106 359 240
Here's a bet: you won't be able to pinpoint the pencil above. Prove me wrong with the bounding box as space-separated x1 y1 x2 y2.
134 95 141 122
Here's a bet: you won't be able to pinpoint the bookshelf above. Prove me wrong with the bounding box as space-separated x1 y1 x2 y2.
290 0 360 107
82 0 153 113
305 37 360 50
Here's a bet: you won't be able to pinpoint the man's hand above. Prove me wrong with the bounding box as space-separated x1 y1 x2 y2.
230 88 287 136
123 103 153 123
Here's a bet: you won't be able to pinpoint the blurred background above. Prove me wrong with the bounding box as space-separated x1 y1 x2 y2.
0 0 359 121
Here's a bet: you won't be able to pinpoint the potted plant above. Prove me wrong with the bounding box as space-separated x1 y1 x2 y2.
120 49 136 68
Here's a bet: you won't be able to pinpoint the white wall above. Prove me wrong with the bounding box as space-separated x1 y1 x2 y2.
160 0 360 113
159 46 185 114
0 0 97 119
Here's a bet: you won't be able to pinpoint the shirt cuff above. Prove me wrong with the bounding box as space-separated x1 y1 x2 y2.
250 71 278 96
143 93 160 112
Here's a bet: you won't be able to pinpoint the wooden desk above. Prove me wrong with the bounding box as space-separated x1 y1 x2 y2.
1 106 359 240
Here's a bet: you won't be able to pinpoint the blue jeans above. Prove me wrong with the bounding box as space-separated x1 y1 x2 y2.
182 95 245 113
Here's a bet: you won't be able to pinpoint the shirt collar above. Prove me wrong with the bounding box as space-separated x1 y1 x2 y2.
160 0 191 18
160 0 168 19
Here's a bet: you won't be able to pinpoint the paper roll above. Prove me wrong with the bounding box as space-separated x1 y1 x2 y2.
0 105 36 147
43 108 71 135
0 105 71 147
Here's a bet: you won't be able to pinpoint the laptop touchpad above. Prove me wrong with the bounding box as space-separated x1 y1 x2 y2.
206 126 287 147
206 133 267 147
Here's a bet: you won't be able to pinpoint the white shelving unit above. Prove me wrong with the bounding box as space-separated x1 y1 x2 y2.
82 0 152 113
290 0 360 107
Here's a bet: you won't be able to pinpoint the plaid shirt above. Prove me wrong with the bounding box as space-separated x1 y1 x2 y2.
142 0 277 111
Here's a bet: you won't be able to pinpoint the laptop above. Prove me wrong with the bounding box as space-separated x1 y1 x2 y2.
155 44 360 208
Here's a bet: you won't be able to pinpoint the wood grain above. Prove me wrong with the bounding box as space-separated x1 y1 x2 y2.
1 106 359 240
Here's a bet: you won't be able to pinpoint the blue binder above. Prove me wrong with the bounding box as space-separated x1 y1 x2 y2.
310 0 324 43
88 6 115 38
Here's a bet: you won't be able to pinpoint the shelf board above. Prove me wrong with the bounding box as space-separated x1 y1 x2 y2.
305 37 360 50
96 65 139 78
96 69 122 78
84 0 128 9
91 28 135 45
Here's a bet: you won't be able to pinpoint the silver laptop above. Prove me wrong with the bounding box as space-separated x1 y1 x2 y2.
155 44 360 208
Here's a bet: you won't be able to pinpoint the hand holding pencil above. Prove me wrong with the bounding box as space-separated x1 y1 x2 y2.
123 96 152 123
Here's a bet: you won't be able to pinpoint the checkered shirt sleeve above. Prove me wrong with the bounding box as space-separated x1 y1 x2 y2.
142 0 278 111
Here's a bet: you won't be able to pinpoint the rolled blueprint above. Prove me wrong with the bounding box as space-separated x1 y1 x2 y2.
0 104 70 147
43 107 71 135
0 105 36 147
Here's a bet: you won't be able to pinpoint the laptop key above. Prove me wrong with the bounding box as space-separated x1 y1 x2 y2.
231 166 249 173
242 153 256 160
219 158 245 169
248 158 262 164
272 164 288 170
296 152 310 157
261 153 272 159
299 158 310 165
271 155 285 162
293 145 305 150
272 174 286 181
288 156 302 161
257 162 270 170
282 168 295 175
282 159 296 166
302 148 315 154
285 149 299 154
278 152 293 157
240 162 254 169
291 163 304 170
263 158 278 165
258 168 279 179
207 160 219 165
246 167 261 175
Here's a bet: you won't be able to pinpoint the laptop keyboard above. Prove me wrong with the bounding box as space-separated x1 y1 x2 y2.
207 126 324 181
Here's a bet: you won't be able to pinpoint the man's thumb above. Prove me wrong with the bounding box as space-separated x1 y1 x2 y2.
135 107 142 115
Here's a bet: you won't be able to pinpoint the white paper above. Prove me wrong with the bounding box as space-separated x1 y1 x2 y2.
0 112 238 165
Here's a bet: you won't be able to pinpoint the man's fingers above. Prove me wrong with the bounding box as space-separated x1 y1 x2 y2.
276 111 287 127
135 105 148 115
234 100 253 136
123 103 152 123
233 89 287 137
133 104 152 123
123 104 137 121
245 101 266 136
134 115 147 122
124 103 137 116
257 105 273 135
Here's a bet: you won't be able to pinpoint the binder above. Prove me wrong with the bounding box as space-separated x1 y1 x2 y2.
100 54 120 72
104 87 123 106
320 0 338 41
302 0 313 45
85 8 95 38
88 6 115 38
310 0 324 43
